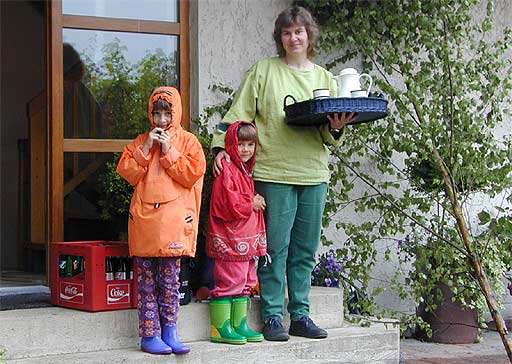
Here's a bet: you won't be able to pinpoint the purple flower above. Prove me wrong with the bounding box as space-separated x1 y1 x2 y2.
311 250 348 288
508 282 512 296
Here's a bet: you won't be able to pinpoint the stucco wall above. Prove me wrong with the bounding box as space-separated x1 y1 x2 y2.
191 0 291 122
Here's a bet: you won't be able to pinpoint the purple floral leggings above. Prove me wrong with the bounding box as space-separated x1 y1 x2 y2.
134 257 181 337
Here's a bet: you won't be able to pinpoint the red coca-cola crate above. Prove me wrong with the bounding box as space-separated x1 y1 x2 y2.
50 240 136 312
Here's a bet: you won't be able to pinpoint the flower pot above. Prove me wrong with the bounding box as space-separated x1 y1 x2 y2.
416 282 478 344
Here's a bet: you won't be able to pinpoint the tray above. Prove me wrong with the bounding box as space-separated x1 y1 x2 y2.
283 95 388 126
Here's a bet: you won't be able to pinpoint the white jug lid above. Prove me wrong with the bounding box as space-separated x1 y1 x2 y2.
338 68 359 76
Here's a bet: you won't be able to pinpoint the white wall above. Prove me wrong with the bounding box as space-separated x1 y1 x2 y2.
191 0 291 123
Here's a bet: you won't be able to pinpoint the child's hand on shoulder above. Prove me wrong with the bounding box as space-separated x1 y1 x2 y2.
253 194 266 211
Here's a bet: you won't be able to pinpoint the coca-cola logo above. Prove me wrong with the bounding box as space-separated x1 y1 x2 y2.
110 287 126 297
65 285 78 295
107 283 130 304
60 282 84 304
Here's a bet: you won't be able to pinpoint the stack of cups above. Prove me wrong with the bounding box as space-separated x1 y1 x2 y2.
313 88 330 99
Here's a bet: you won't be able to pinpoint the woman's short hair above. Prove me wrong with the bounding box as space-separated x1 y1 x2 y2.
273 6 319 59
238 123 258 143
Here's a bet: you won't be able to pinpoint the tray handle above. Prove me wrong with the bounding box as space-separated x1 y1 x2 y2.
283 95 297 109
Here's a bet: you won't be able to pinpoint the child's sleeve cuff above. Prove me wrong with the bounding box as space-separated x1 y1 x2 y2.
133 146 150 167
160 146 180 168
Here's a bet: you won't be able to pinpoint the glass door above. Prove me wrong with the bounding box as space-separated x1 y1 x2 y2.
48 0 190 242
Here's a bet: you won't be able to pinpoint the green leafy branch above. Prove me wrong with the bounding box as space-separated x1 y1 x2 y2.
299 0 512 345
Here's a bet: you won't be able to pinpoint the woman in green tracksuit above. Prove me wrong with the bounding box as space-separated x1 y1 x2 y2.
211 5 355 341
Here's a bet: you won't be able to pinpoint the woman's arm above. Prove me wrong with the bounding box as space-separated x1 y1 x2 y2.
320 112 357 145
210 64 260 175
213 149 230 177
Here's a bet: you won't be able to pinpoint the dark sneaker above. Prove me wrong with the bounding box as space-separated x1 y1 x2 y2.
262 316 289 341
289 316 328 339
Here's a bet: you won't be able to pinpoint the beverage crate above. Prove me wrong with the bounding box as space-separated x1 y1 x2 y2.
50 240 136 312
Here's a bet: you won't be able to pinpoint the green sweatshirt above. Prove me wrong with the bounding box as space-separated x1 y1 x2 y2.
211 57 343 185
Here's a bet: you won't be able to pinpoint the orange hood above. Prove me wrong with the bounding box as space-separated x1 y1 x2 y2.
147 86 183 132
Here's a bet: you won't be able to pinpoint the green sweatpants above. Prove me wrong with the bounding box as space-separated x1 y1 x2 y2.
255 181 327 321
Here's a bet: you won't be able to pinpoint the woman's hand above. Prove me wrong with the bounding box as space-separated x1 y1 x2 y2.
253 194 266 211
327 112 358 129
213 149 230 177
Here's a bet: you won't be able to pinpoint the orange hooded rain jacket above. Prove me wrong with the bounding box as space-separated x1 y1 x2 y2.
116 86 206 257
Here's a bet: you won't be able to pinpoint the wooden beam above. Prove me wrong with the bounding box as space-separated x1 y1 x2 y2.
63 155 110 196
49 0 64 243
63 15 180 35
179 0 190 130
63 139 130 153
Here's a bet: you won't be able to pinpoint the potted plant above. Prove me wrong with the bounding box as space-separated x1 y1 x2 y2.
299 0 512 353
311 249 374 318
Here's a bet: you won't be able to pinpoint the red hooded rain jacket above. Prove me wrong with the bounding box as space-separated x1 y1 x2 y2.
207 120 267 261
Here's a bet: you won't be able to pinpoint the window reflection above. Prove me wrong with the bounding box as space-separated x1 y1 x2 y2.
63 0 178 23
63 28 178 139
64 43 103 139
64 152 131 241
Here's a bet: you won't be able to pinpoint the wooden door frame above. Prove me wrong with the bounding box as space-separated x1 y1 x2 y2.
47 0 190 244
49 0 64 243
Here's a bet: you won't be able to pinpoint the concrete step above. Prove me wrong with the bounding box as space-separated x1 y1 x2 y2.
5 324 399 364
0 287 347 360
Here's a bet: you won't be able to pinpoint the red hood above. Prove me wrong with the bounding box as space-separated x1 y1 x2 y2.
147 86 183 133
225 120 257 175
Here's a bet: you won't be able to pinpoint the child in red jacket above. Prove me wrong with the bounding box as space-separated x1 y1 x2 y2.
207 121 267 344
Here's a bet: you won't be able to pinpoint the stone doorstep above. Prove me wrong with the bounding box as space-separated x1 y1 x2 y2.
0 287 345 360
0 285 52 311
5 325 400 364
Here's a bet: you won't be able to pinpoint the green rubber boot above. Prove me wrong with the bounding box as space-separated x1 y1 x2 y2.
209 298 247 345
231 296 264 342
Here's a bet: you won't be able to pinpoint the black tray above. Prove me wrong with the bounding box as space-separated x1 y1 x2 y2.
283 95 388 126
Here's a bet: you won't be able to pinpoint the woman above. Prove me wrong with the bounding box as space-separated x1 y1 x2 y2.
211 6 355 341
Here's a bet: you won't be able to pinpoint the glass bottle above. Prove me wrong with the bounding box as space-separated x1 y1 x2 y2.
105 257 114 281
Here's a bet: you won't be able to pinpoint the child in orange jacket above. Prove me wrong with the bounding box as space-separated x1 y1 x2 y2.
116 86 206 355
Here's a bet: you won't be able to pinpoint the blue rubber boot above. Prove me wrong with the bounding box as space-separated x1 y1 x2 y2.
140 337 173 355
162 326 190 354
